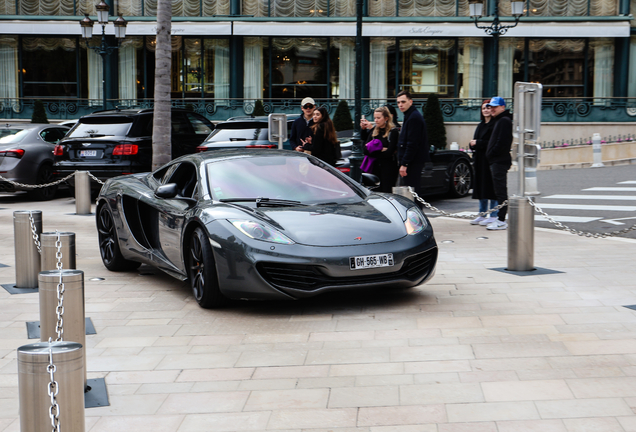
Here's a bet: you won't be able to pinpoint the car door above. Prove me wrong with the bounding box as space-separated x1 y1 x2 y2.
155 161 199 273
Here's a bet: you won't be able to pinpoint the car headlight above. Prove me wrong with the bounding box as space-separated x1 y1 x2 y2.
405 207 427 235
229 220 294 244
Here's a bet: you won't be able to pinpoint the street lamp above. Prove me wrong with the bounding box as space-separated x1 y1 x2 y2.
349 0 364 182
470 0 524 96
80 1 127 110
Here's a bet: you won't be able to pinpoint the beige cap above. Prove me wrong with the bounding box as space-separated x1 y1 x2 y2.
301 97 316 107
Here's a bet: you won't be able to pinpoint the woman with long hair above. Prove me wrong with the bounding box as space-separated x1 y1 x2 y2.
360 106 399 192
301 106 340 166
469 100 498 226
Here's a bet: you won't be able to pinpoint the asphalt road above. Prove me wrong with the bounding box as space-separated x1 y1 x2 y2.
421 164 636 240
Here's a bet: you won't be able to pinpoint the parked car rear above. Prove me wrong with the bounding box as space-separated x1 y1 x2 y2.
53 108 213 186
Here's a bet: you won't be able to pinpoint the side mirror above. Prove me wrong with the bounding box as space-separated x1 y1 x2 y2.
361 172 380 189
155 183 179 199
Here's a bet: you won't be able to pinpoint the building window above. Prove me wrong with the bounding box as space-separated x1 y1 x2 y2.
527 39 587 97
0 36 19 100
399 39 456 97
629 36 636 97
242 0 354 17
369 38 396 100
527 0 618 16
396 0 469 17
457 38 483 100
126 0 230 17
268 38 329 99
22 37 78 98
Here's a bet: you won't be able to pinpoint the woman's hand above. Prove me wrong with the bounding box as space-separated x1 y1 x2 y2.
360 118 373 130
295 145 304 152
469 139 477 149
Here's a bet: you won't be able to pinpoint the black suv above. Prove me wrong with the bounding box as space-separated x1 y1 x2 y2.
53 108 214 185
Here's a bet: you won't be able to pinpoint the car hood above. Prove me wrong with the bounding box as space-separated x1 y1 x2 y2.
247 195 408 246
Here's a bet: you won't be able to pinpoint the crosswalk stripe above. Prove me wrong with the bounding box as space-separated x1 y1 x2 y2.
583 187 636 192
535 203 636 211
618 181 636 184
535 215 603 223
544 194 636 201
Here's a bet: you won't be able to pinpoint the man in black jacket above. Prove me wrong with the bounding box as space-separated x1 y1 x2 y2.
396 90 429 189
485 96 513 230
290 97 315 151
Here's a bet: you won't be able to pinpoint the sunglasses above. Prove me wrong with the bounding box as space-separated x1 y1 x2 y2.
302 104 315 109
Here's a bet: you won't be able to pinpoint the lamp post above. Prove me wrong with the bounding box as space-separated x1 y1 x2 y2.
469 1 524 96
349 0 364 182
80 1 127 110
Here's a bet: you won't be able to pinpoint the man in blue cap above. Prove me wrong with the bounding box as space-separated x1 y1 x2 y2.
484 96 512 230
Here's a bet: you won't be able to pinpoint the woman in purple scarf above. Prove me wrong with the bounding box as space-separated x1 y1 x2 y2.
360 106 399 192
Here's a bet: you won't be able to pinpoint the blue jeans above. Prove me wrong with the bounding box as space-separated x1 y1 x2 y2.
479 199 499 218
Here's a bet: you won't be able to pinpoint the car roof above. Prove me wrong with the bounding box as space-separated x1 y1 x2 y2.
81 108 193 118
0 123 67 131
180 148 306 164
217 114 300 127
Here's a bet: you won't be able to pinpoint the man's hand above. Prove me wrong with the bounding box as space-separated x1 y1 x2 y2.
399 165 407 177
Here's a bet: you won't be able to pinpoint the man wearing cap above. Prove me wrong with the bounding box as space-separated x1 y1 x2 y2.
484 96 513 230
291 97 316 151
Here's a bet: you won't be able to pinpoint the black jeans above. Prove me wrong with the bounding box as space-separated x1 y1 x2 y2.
489 163 509 222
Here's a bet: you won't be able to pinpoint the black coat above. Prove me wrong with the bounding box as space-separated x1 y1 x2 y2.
289 115 314 149
470 120 497 200
304 123 337 166
486 110 513 168
362 126 399 193
397 105 429 168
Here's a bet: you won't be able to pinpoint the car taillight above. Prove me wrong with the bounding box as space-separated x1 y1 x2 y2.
337 167 350 173
0 149 25 158
53 145 64 156
113 144 138 156
196 146 208 153
246 144 277 149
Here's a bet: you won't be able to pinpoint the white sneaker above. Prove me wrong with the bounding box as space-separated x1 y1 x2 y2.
479 217 498 226
470 216 486 225
487 220 508 230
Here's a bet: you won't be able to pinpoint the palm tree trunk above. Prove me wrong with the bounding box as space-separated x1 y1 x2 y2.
152 0 172 169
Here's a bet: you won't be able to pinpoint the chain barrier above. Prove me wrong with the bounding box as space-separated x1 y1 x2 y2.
54 231 65 342
528 199 636 239
47 341 61 432
408 187 636 239
28 211 41 254
0 172 76 190
86 171 105 186
408 187 508 220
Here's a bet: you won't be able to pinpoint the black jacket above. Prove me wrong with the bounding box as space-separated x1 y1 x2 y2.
486 110 513 167
397 105 429 167
289 115 314 149
470 120 497 200
304 123 337 166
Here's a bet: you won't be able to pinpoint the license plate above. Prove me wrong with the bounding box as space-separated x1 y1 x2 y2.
79 150 97 157
349 253 394 270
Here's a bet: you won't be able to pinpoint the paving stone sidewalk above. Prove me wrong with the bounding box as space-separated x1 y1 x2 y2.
1 195 636 432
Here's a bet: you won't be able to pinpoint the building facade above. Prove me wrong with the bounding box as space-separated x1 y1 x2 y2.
0 0 635 131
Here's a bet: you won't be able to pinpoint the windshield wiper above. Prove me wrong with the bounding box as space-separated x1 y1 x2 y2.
220 197 306 207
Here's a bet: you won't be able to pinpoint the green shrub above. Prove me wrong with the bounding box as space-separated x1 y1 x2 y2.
422 94 447 150
332 100 353 132
31 100 49 124
253 100 266 116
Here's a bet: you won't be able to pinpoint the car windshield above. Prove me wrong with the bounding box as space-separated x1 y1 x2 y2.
206 155 363 205
0 129 29 143
205 125 268 142
68 121 132 138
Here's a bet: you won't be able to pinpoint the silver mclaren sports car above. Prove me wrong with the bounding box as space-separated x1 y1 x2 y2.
95 149 438 308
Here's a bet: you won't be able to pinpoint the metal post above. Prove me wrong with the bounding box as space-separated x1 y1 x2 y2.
349 0 364 182
41 232 76 272
13 210 41 289
39 269 87 387
75 171 92 215
507 196 535 271
18 341 85 432
591 132 604 168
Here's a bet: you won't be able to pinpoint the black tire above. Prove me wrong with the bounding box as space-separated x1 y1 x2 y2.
448 159 472 198
188 227 225 308
97 205 141 271
27 164 58 201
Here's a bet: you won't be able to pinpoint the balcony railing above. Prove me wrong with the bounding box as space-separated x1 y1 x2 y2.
2 96 636 126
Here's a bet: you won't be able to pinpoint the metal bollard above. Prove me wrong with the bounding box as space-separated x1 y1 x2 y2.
18 341 85 432
75 171 91 215
39 269 87 387
13 210 42 289
591 132 605 168
392 186 414 201
507 196 535 272
41 232 76 272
